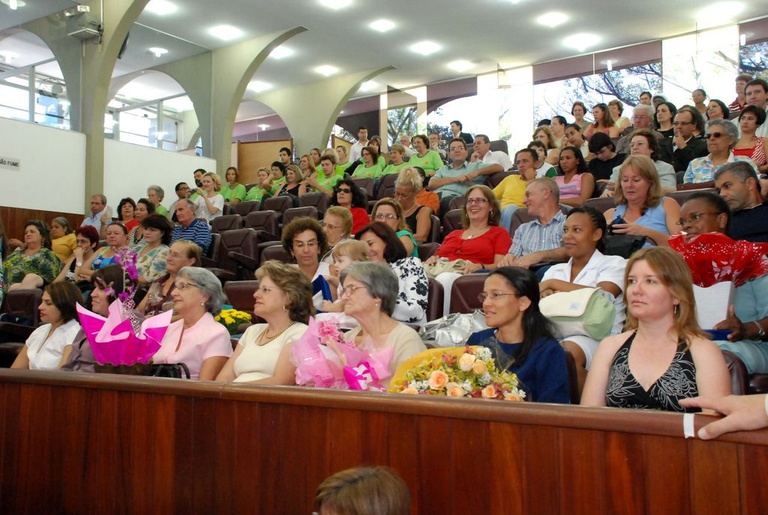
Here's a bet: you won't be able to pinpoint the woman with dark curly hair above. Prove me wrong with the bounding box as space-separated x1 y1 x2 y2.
331 178 369 235
2 220 61 293
281 217 330 282
117 197 139 232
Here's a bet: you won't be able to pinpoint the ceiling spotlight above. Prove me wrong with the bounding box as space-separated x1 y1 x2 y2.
258 124 270 131
319 0 353 10
315 65 340 77
563 33 600 52
536 11 568 27
369 19 396 33
144 0 177 16
248 81 272 93
409 40 441 56
2 0 26 10
208 24 244 41
606 59 613 71
148 47 168 58
447 60 475 73
269 46 294 59
359 81 378 92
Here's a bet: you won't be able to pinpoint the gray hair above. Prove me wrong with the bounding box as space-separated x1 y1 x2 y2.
183 199 196 210
714 160 759 183
340 262 399 316
706 119 739 149
528 177 560 203
176 266 226 315
148 185 165 200
633 103 655 118
52 216 72 234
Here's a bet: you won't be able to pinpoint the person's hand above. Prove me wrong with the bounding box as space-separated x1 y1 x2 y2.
679 395 768 440
510 254 538 269
609 222 645 237
196 187 205 196
7 238 23 249
540 288 555 298
673 132 687 149
500 254 517 267
470 152 480 162
424 255 438 266
458 262 482 274
73 248 84 262
100 212 109 224
713 305 745 341
321 300 335 312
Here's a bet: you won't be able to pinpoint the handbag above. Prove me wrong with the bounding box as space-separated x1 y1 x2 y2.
151 363 191 379
423 258 471 279
539 287 615 340
419 309 488 347
604 233 646 259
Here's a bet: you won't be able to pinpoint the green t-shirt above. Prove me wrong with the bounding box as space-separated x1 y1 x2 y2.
155 205 170 218
244 186 268 202
269 177 286 195
352 163 383 179
221 183 247 202
381 162 408 176
408 151 444 175
316 173 341 191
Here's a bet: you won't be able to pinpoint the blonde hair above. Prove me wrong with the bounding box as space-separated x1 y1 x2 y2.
203 172 222 191
613 155 662 209
532 126 556 149
394 166 424 193
300 154 318 175
325 206 353 237
285 164 303 182
315 466 410 515
332 239 370 262
372 198 408 231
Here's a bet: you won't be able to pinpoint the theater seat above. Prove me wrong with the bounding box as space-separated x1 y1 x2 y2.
223 280 260 319
262 196 293 216
583 197 615 214
210 214 244 233
234 200 260 217
748 374 768 394
564 349 580 404
449 274 486 314
417 243 440 262
299 192 330 216
428 215 441 243
260 244 293 265
722 350 749 395
283 206 319 225
426 278 444 322
377 173 399 200
441 209 463 240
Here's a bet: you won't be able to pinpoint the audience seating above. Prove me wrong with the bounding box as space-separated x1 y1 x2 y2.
206 228 259 283
350 178 375 200
260 244 293 265
509 206 570 239
489 139 509 155
441 209 463 240
244 182 259 192
261 196 293 216
488 171 513 189
564 348 581 404
377 173 398 200
299 192 329 216
583 197 615 214
669 188 716 205
283 206 318 225
749 374 768 394
0 289 44 366
223 280 259 319
427 214 441 243
210 214 244 233
245 210 280 239
448 196 464 212
449 273 486 314
201 233 221 268
234 200 260 217
417 243 440 262
721 350 749 396
426 278 444 322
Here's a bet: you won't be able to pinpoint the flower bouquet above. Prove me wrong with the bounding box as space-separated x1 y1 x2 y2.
215 308 252 335
291 317 392 391
388 345 526 401
76 248 173 371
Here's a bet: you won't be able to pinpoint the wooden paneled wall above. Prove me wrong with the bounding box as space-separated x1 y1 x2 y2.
1 370 767 514
0 206 84 244
236 139 292 185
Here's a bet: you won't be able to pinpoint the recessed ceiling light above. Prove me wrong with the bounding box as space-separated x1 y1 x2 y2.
563 33 600 52
696 2 744 27
359 81 378 92
537 11 568 27
409 40 441 56
208 24 244 42
148 47 168 58
0 50 19 63
370 19 396 33
144 0 177 16
1 0 26 10
269 46 294 60
258 124 270 131
447 60 475 72
248 80 272 93
319 0 352 10
315 65 340 77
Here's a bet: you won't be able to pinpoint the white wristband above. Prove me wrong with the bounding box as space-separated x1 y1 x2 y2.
683 412 695 439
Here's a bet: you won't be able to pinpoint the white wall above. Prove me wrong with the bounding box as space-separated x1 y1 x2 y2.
103 139 216 214
0 117 86 213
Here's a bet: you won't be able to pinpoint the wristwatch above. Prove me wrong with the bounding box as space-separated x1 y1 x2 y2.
753 321 766 339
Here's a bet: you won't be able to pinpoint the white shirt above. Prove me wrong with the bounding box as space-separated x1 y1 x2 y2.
481 150 513 170
349 140 368 162
194 194 225 222
536 162 557 178
81 208 109 233
25 319 81 370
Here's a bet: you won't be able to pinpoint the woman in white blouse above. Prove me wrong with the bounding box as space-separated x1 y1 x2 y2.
12 281 84 370
193 172 225 222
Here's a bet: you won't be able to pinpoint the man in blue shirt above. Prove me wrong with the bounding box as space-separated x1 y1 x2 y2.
171 200 212 253
80 194 110 236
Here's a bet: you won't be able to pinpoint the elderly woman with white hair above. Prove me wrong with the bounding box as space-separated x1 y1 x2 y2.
340 262 427 379
683 119 758 187
152 266 233 380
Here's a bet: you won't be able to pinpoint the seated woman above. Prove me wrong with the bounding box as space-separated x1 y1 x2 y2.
62 264 130 372
409 134 444 177
281 217 331 283
371 198 418 258
533 126 561 165
11 281 84 370
394 167 435 243
2 220 61 292
330 179 369 235
221 166 247 206
153 267 233 380
608 99 631 132
581 247 731 412
554 146 595 207
604 129 676 195
78 222 130 281
734 105 768 174
381 144 408 176
134 214 172 286
340 262 427 379
424 185 512 317
273 164 304 198
117 197 140 233
653 101 677 138
49 217 76 263
585 102 621 140
352 146 384 179
604 155 681 247
540 206 627 391
193 172 225 222
356 223 428 326
137 239 201 318
127 198 155 248
321 206 353 264
321 240 370 313
684 119 757 187
54 226 99 287
244 167 273 202
215 261 313 384
467 267 571 404
672 192 768 374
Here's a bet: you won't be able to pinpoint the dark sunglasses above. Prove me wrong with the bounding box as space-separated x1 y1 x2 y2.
336 187 352 193
704 132 724 139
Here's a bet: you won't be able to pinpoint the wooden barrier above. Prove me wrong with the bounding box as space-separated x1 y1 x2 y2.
0 206 84 243
1 370 767 514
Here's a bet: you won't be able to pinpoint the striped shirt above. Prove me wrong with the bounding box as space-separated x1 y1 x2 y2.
172 218 212 253
509 210 566 257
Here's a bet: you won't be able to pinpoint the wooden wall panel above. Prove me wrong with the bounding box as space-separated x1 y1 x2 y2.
0 206 84 247
1 371 768 515
237 139 292 185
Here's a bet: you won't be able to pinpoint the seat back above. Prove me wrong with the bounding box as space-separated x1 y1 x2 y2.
448 196 465 212
217 228 258 272
260 244 294 265
441 209 463 240
245 210 280 238
283 206 319 226
509 206 568 240
669 188 716 206
489 139 509 155
488 171 513 189
300 192 330 216
262 196 293 215
417 242 440 262
583 197 615 214
449 274 486 314
426 278 444 322
721 350 749 395
377 173 399 200
1 289 43 326
350 178 375 200
563 348 581 404
428 214 441 243
223 280 259 317
202 232 222 268
234 200 260 217
210 214 244 233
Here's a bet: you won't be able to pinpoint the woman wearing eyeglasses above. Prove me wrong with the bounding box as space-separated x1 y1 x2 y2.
321 206 353 264
54 226 99 286
281 217 331 282
371 198 418 258
331 178 369 235
683 119 758 187
153 267 232 380
137 240 201 318
394 167 435 243
467 267 570 404
215 261 313 384
77 222 130 280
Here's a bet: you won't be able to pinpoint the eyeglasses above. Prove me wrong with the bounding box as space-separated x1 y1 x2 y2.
449 146 465 152
466 198 489 205
320 221 341 229
673 121 692 126
478 292 523 303
676 212 722 226
256 286 275 295
336 187 352 193
294 240 318 248
704 132 724 139
375 213 397 221
341 284 366 297
76 239 91 245
175 281 199 291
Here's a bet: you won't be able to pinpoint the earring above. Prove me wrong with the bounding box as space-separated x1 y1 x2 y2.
673 304 679 315
283 305 288 311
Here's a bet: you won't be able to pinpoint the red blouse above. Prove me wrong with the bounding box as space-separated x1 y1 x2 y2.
436 226 512 264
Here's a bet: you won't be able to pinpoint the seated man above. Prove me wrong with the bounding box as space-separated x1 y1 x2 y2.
398 134 415 159
171 200 212 253
527 141 557 178
81 194 110 235
587 132 626 184
500 178 568 271
672 107 708 172
189 168 205 201
494 149 538 230
169 182 191 223
471 134 513 170
616 104 672 163
715 161 768 242
429 138 503 215
429 132 447 163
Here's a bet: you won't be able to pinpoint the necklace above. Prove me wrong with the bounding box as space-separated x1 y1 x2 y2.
260 322 295 344
464 226 490 239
